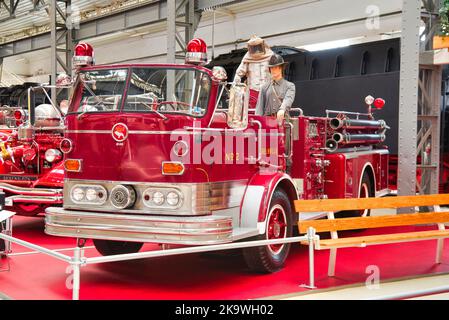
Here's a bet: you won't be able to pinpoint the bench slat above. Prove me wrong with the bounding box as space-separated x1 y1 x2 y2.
294 194 449 213
302 229 449 248
298 211 449 233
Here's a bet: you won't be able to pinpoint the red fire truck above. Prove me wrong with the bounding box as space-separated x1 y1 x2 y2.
45 40 390 273
0 86 66 216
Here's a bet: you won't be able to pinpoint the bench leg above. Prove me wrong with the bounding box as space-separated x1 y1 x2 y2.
436 239 444 264
328 248 337 277
436 223 445 264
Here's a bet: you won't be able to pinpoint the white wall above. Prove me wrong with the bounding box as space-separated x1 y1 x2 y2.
1 0 403 83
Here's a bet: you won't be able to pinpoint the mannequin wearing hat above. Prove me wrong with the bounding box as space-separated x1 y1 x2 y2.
255 54 296 124
256 54 296 172
233 35 274 108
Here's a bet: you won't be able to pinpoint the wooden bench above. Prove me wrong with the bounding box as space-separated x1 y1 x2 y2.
295 194 449 277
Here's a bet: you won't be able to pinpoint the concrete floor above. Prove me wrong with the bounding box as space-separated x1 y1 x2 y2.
276 273 449 300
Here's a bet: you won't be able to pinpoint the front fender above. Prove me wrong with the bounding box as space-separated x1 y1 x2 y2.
240 171 298 234
33 162 65 188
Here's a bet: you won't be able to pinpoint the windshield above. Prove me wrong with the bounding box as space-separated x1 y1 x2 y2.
124 68 210 117
70 67 211 117
71 69 128 113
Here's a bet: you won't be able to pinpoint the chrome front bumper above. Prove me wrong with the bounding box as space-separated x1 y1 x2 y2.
45 207 234 245
0 183 63 206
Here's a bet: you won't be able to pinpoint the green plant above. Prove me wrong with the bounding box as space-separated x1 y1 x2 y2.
439 0 449 36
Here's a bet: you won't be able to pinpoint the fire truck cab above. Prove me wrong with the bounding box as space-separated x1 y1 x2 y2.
45 40 389 273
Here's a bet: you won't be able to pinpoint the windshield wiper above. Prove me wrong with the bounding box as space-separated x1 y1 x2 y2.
78 80 106 120
140 102 167 120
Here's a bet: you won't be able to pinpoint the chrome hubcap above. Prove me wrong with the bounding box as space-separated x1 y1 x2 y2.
267 204 287 255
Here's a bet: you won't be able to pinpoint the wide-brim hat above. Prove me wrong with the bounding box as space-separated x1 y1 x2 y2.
268 54 288 68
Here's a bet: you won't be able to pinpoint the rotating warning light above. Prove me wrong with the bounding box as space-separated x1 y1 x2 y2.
73 42 94 67
373 98 385 109
185 38 208 65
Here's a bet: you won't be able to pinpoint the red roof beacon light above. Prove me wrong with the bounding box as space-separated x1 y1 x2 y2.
73 42 94 67
185 38 208 65
373 98 386 110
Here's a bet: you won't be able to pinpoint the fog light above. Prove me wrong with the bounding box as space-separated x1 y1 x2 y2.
85 188 98 201
152 191 165 206
72 187 85 202
166 192 179 206
45 149 62 163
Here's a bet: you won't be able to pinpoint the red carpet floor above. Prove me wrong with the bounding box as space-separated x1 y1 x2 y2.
1 216 449 300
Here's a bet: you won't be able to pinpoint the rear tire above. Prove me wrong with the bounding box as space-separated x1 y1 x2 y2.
340 171 374 218
243 189 293 273
93 239 143 256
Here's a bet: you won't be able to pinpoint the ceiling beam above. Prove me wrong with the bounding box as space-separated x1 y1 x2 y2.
0 0 245 59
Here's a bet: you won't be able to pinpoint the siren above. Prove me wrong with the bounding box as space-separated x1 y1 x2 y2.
185 38 208 65
73 42 95 67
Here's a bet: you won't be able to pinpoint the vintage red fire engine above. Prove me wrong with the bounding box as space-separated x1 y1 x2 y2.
0 86 66 216
45 40 389 273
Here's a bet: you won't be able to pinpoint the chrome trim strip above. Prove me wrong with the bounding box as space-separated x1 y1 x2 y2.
343 149 389 160
65 130 284 137
45 207 233 245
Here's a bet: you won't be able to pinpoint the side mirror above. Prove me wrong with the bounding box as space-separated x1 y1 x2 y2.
227 83 249 129
59 100 69 116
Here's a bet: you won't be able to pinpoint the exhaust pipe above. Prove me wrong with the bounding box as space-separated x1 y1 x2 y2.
330 118 386 130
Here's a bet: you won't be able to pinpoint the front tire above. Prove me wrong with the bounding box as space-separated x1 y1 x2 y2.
243 189 293 273
93 239 143 256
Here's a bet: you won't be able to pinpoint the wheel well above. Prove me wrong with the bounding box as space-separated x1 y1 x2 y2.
275 179 298 213
363 165 376 195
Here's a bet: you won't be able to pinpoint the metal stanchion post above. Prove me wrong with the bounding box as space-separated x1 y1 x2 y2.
300 227 317 289
72 246 81 300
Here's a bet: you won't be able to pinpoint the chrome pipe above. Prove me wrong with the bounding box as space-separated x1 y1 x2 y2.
340 133 386 144
6 195 63 205
330 118 386 130
85 235 311 265
0 183 62 196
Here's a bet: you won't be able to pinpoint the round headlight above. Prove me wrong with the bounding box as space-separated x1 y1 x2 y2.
60 138 73 154
166 192 180 206
152 191 165 206
85 188 98 201
45 149 62 163
72 187 85 202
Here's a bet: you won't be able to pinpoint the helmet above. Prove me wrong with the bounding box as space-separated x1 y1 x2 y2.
247 35 266 57
268 54 288 68
35 104 61 127
56 73 72 86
